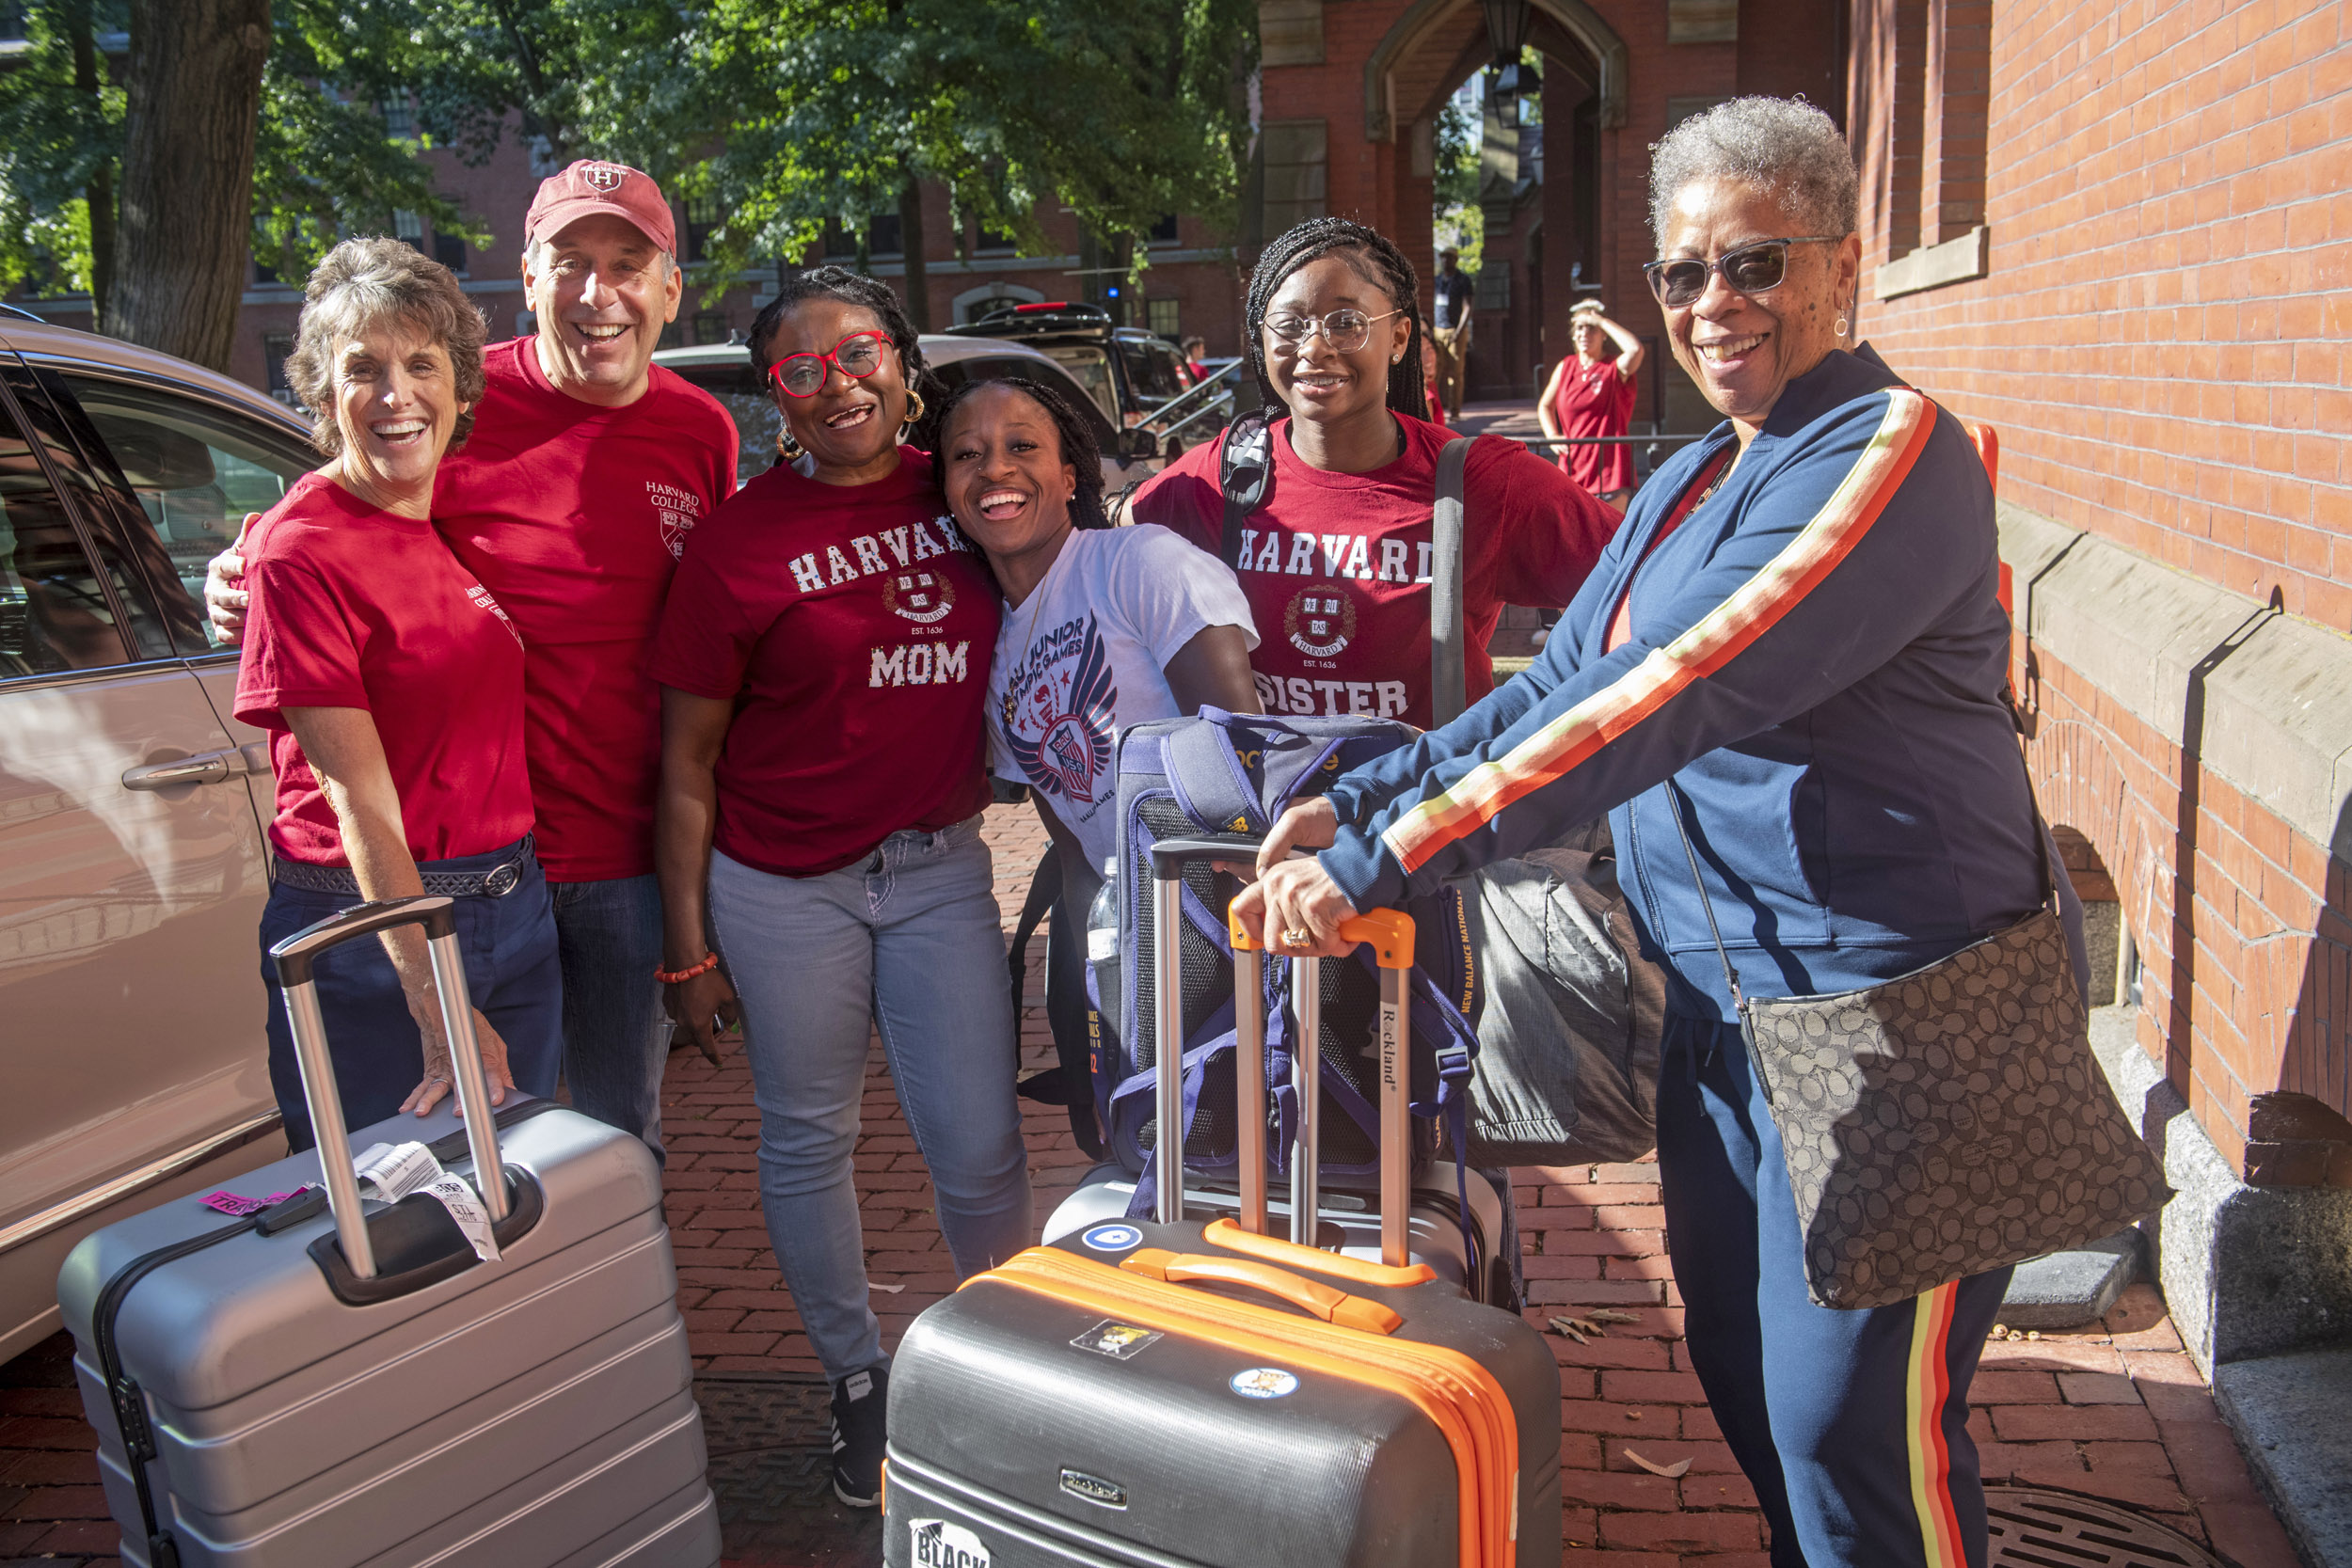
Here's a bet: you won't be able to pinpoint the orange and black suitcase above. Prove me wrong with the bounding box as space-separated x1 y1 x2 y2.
882 840 1560 1566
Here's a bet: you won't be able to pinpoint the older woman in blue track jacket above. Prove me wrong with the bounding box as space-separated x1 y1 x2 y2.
1235 99 2040 1568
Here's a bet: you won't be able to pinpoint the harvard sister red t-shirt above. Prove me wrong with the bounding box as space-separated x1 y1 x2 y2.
647 449 997 877
1127 413 1614 727
234 472 533 866
434 338 738 881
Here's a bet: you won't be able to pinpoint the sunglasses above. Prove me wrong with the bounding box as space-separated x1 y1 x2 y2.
1642 237 1841 309
1263 308 1406 355
768 330 890 398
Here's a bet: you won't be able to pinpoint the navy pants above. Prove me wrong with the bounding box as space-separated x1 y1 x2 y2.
261 840 564 1153
551 872 671 1166
1658 1014 2010 1568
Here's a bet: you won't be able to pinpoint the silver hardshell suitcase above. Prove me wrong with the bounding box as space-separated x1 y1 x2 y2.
56 895 722 1568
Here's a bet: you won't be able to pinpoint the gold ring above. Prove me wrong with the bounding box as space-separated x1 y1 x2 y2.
1281 927 1312 947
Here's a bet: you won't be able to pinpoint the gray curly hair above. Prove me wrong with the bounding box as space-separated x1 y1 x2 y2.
287 236 488 457
1648 97 1858 248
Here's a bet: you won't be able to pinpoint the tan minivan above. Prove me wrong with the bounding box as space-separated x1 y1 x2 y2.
0 314 320 1362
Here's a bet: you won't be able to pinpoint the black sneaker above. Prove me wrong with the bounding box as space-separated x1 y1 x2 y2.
829 1365 888 1508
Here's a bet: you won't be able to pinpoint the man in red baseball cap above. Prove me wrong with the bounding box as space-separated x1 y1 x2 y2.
209 158 739 1164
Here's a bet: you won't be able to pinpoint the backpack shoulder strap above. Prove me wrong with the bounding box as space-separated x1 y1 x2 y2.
1216 412 1275 569
1430 436 1473 727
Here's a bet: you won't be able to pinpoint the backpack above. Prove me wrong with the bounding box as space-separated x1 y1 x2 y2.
1094 707 1482 1212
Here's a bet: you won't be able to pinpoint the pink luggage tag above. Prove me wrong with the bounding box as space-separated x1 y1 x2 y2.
199 1185 314 1217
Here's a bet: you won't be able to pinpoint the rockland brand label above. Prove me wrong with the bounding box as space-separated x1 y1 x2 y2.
909 1519 990 1568
1379 1000 1402 1092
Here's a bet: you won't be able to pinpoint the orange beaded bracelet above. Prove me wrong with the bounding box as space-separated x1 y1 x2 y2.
655 952 720 984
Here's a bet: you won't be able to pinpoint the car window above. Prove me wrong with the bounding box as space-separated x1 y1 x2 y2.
1037 345 1120 425
58 373 316 651
0 362 215 665
662 357 776 483
0 382 131 678
1124 341 1188 404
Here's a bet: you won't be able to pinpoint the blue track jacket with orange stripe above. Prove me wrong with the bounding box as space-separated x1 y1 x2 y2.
1316 346 2046 1021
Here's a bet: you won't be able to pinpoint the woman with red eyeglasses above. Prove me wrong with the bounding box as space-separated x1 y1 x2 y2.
647 266 1025 1509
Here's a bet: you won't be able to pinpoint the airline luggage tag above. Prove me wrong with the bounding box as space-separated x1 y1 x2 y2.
353 1141 502 1262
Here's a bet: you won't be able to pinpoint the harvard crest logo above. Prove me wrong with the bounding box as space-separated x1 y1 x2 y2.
885 569 956 624
1284 582 1356 658
581 163 628 193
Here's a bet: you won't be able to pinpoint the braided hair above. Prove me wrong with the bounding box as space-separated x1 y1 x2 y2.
747 263 936 404
931 374 1111 532
1244 218 1429 420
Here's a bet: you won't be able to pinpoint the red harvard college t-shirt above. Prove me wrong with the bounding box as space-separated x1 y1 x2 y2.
1128 412 1615 727
234 472 533 866
434 339 739 881
646 449 998 878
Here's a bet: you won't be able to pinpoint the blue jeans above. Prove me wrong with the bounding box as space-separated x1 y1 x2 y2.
261 840 563 1154
550 873 671 1164
1657 1016 2010 1568
709 816 1032 1381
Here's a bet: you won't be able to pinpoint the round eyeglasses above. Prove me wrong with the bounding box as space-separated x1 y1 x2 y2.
1642 237 1841 309
768 330 891 398
1263 308 1406 355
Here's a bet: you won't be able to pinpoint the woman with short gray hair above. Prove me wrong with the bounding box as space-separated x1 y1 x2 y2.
236 235 561 1151
1238 95 2070 1567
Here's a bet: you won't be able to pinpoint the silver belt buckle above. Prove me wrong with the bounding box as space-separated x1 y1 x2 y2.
482 861 521 897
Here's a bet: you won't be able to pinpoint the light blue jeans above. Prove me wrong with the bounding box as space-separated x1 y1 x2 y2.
708 816 1032 1380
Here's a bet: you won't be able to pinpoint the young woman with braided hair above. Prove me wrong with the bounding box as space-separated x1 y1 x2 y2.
648 265 1029 1509
1128 217 1618 729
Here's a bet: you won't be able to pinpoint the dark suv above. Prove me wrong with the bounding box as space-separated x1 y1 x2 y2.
945 302 1227 457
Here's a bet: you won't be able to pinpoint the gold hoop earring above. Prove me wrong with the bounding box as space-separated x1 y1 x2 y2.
901 389 927 427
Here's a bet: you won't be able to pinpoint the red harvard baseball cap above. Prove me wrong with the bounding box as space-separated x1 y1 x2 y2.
525 159 676 255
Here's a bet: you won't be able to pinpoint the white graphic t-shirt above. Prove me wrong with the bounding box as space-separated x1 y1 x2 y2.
989 524 1258 869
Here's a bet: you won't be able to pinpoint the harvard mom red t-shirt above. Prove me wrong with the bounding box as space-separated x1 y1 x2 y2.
1127 413 1615 727
234 472 533 866
646 449 997 878
434 338 739 881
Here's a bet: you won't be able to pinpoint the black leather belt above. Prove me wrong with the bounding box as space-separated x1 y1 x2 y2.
272 835 534 898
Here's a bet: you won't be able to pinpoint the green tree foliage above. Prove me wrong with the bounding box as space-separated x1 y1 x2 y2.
0 2 124 309
0 1 491 309
668 0 1256 289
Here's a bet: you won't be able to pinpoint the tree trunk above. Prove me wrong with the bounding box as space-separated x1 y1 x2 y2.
69 3 113 333
112 0 270 372
897 177 930 332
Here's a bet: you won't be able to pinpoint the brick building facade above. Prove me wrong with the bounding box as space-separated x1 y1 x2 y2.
1847 0 2352 1380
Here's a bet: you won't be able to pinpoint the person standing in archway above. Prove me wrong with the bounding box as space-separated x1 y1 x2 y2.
1538 299 1645 507
1430 245 1476 418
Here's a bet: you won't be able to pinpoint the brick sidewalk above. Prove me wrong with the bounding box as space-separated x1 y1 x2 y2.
0 803 2303 1566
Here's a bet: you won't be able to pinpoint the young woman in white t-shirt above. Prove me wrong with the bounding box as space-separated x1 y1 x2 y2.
934 376 1261 899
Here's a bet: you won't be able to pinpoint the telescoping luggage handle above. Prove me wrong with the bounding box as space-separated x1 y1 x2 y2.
1143 838 1416 1266
267 895 509 1280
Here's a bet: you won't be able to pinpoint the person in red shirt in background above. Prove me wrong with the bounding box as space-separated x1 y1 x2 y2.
1181 334 1210 382
1421 313 1446 427
235 237 553 1151
209 160 737 1166
650 268 1028 1513
1127 218 1616 730
1538 300 1646 508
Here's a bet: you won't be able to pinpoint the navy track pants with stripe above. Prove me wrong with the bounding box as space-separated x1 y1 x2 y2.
1657 1015 2011 1568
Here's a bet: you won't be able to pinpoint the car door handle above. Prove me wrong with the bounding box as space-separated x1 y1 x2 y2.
121 745 259 791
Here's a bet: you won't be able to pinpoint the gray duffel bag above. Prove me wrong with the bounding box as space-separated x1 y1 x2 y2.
1461 818 1666 1166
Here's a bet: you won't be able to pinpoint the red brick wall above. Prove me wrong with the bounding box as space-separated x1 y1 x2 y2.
2025 643 2352 1183
1853 0 2352 633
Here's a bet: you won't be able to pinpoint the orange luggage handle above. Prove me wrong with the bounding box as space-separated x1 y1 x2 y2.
1228 903 1418 1264
1228 907 1415 966
1120 1246 1404 1335
1200 1216 1437 1289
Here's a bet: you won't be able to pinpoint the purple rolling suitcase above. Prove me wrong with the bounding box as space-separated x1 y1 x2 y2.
56 895 721 1567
